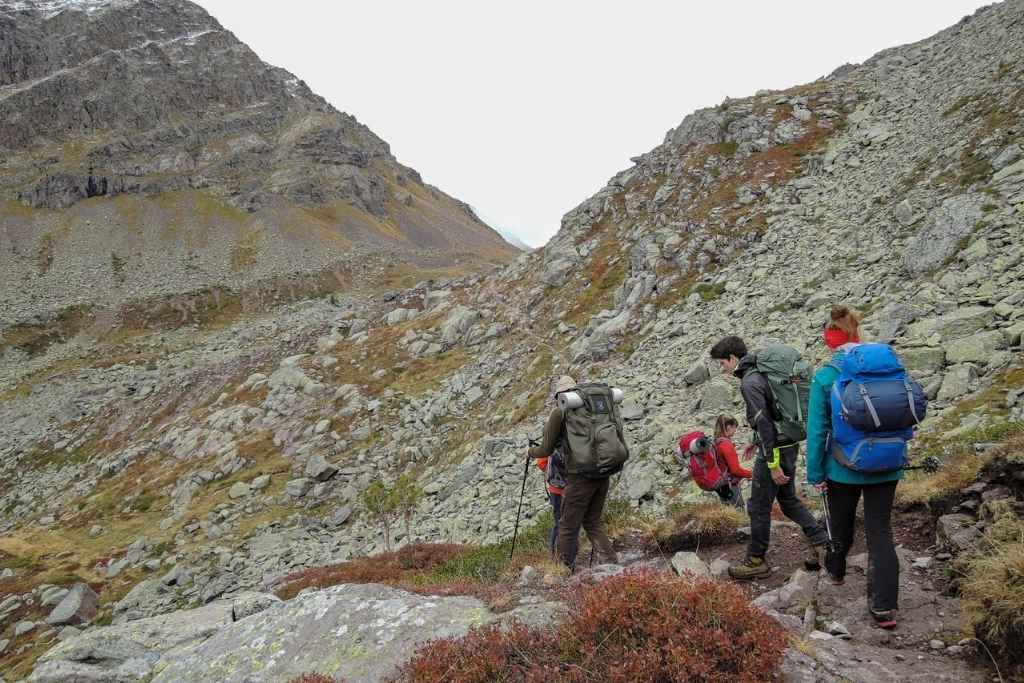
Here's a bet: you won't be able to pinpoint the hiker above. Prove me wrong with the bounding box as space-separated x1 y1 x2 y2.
712 415 753 509
528 375 622 572
709 336 828 580
806 306 913 630
534 445 566 555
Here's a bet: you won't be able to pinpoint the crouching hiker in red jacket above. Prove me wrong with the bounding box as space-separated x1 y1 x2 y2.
713 415 753 509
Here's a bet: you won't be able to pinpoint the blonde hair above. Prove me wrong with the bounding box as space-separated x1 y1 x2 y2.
714 415 738 439
827 304 861 338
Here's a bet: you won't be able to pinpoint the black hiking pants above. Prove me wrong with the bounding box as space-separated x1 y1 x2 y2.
557 474 617 571
747 444 828 558
825 479 900 612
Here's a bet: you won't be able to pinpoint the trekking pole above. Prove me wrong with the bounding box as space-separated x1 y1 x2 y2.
819 488 835 554
509 439 540 560
903 456 941 473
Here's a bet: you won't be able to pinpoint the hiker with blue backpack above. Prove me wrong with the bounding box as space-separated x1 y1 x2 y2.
710 336 829 580
806 305 928 630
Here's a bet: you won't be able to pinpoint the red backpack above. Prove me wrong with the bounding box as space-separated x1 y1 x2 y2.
677 431 726 492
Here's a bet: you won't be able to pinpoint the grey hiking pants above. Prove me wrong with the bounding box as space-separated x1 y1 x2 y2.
747 444 828 558
557 474 617 571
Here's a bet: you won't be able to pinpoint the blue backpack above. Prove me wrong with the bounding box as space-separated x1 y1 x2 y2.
829 344 928 473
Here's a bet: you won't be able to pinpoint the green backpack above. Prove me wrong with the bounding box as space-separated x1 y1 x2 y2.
751 345 813 444
559 383 630 479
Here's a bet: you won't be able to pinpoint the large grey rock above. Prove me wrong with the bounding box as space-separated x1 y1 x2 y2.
30 601 235 683
936 514 982 553
440 306 481 345
937 364 978 402
670 552 710 578
910 306 995 342
46 583 99 627
899 347 946 376
684 361 711 386
945 330 1006 365
903 195 984 275
698 379 735 412
151 583 498 682
285 478 313 498
305 454 339 482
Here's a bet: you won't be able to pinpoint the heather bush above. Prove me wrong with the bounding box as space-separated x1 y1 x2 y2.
395 568 786 682
288 675 336 683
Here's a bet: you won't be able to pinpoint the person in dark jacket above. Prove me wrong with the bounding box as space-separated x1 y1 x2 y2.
527 375 617 572
806 306 900 629
710 336 828 580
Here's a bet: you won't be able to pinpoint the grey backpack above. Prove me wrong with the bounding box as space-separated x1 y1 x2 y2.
558 383 630 479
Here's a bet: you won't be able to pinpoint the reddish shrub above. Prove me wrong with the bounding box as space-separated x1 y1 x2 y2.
276 543 467 600
288 675 336 683
395 569 786 683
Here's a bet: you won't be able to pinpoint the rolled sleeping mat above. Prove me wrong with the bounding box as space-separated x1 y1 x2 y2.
558 391 584 411
611 388 624 404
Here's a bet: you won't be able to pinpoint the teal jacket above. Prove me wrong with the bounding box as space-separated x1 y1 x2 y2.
805 350 904 486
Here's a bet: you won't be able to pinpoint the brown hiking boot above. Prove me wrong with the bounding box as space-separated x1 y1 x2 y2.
728 556 771 581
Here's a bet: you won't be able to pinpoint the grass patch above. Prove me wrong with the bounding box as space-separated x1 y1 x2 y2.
898 422 1024 507
954 499 1024 674
646 501 747 553
694 281 727 301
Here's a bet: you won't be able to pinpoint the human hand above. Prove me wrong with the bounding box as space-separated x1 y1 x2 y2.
813 481 828 493
742 443 757 461
770 467 790 485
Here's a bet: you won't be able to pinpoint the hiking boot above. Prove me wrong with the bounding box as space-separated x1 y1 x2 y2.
804 544 822 571
870 609 898 629
728 556 770 581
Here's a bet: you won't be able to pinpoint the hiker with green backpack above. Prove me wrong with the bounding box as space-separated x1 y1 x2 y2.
710 336 828 580
527 375 629 572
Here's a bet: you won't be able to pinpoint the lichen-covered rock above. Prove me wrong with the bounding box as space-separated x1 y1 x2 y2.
45 583 98 627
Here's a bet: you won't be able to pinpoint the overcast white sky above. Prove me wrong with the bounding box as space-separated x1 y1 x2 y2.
201 0 989 247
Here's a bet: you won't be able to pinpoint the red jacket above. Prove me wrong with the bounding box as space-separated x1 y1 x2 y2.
535 457 564 496
715 438 752 481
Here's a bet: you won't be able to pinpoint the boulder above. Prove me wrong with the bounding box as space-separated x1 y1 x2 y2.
149 583 504 682
900 346 947 377
227 482 250 500
45 583 99 627
440 306 480 346
936 514 982 553
684 361 711 386
937 364 978 402
946 330 1006 365
305 455 338 482
620 397 644 421
285 478 313 498
698 379 735 412
903 195 984 275
670 551 710 578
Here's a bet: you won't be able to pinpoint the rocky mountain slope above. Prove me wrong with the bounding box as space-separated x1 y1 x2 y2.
0 0 515 328
2 0 1024 680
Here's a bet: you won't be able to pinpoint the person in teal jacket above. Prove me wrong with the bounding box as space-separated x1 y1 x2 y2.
805 305 901 630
